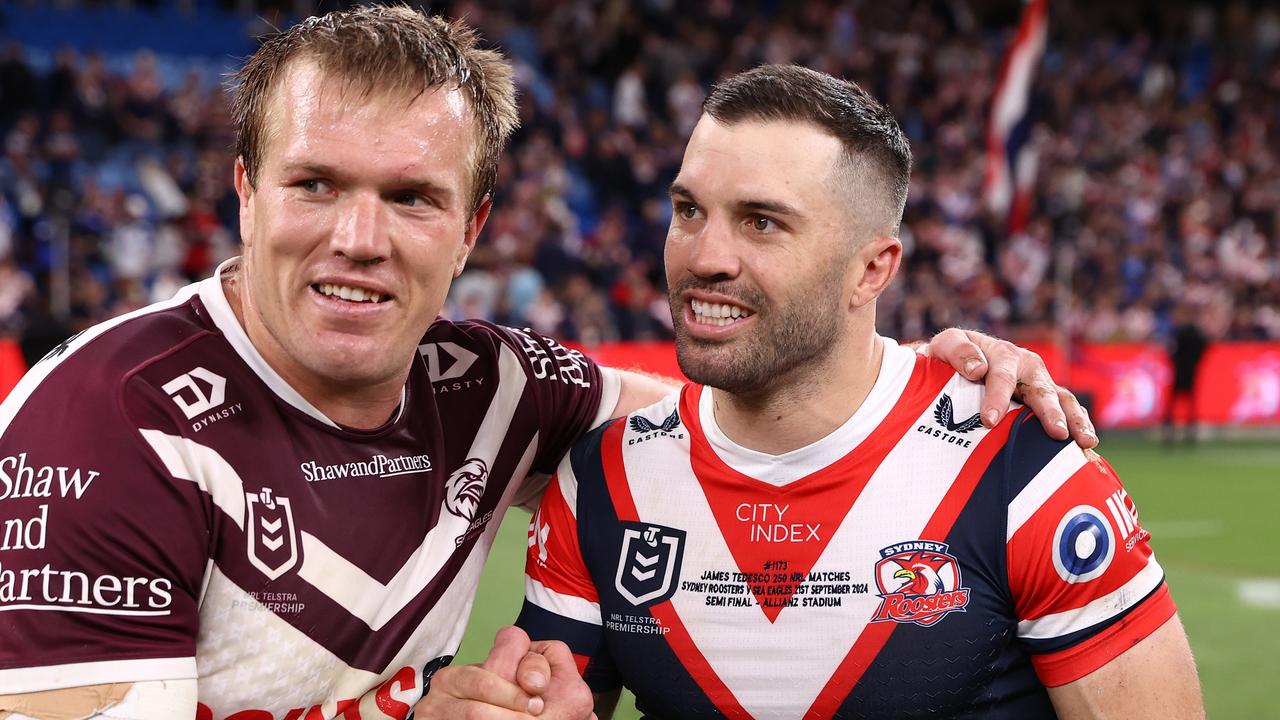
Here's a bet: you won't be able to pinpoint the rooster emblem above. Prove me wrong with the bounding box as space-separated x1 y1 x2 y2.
889 552 952 595
629 408 681 434
933 394 983 433
445 458 488 520
872 542 971 627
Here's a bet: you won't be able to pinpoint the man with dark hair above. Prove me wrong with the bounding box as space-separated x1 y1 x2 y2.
520 65 1203 719
0 8 1092 718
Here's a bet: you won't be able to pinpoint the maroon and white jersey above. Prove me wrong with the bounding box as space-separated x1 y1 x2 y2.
519 340 1175 718
0 260 617 719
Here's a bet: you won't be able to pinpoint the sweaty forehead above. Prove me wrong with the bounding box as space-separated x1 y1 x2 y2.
676 117 845 209
260 59 476 172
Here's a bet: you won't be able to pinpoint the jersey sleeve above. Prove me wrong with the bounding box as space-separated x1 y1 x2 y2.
1003 416 1176 687
515 453 620 692
492 325 619 475
0 370 210 693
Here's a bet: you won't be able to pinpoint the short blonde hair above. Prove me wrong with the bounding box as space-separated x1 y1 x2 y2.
231 4 518 216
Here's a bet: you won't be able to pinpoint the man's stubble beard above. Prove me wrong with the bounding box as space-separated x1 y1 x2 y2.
669 262 849 397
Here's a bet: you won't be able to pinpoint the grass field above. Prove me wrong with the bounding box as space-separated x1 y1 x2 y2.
457 437 1280 719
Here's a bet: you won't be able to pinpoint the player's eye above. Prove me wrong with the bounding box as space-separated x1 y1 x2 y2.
674 201 701 221
393 191 432 208
748 215 776 233
298 179 330 194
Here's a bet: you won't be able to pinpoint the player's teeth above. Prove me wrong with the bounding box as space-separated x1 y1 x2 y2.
317 284 385 303
690 299 753 324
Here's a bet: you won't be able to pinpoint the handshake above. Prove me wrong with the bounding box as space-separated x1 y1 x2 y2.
414 626 596 720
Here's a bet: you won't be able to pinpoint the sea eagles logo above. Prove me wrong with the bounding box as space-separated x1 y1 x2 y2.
615 522 686 606
445 458 489 520
245 487 299 580
934 394 982 434
871 541 970 627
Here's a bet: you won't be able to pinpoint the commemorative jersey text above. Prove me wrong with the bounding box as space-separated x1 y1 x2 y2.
519 345 1175 719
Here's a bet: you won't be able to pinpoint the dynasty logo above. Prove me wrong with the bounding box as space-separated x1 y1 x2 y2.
870 541 970 627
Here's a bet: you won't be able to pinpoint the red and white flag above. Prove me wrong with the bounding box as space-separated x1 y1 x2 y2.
983 0 1048 234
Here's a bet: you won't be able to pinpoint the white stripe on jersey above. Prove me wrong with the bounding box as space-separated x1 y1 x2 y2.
526 576 601 625
141 429 248 530
557 452 581 520
619 372 985 718
0 656 196 694
1007 444 1089 541
1017 557 1165 639
0 280 202 438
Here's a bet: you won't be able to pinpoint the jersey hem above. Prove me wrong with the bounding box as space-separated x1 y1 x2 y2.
0 656 197 694
1031 584 1176 687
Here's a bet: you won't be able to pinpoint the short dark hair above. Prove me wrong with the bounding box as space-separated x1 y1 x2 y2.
231 5 518 216
702 64 912 235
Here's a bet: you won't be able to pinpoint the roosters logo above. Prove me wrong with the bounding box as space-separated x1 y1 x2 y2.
444 458 488 521
871 541 970 627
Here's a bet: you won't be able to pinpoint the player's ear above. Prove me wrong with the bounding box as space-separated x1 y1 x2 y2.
848 235 902 309
234 156 255 247
456 194 492 278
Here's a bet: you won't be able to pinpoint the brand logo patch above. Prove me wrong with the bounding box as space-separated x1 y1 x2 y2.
615 522 685 607
871 540 970 627
245 487 299 580
1052 505 1115 583
162 367 227 420
933 394 982 434
627 409 684 445
420 342 479 382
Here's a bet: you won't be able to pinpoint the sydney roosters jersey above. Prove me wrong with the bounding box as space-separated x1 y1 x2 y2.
0 260 617 719
519 340 1175 719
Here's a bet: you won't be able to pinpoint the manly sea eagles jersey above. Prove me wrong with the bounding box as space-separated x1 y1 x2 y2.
519 339 1175 719
0 259 618 719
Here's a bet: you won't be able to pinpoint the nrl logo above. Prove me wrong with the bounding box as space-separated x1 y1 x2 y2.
245 487 300 581
615 522 686 606
445 458 488 521
627 409 684 445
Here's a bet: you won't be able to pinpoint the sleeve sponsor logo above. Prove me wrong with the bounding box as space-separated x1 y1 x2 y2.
871 540 971 627
1051 505 1116 583
506 327 592 388
527 507 551 566
615 522 686 607
245 487 300 581
0 455 171 614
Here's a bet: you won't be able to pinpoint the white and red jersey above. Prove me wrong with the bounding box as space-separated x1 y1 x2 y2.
0 260 618 719
519 339 1174 719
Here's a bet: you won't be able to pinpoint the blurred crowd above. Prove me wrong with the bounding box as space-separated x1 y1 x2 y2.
1 0 1278 364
